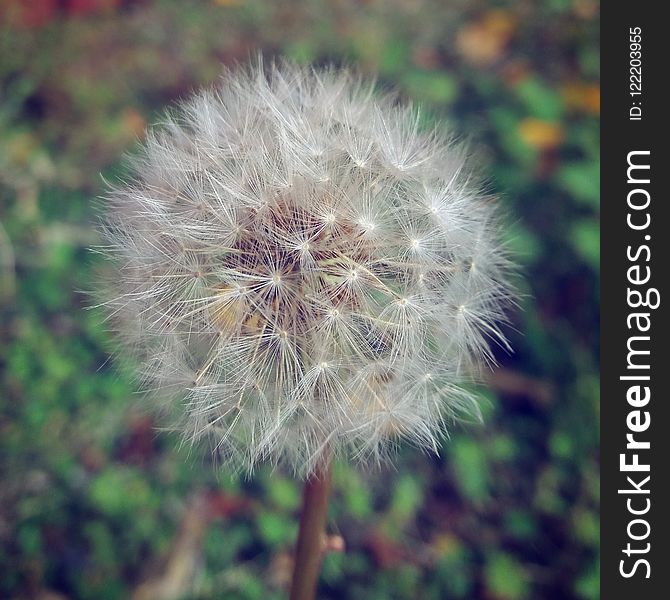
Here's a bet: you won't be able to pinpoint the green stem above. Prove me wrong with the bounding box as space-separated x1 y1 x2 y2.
289 462 332 600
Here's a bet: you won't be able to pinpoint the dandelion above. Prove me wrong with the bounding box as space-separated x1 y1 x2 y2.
96 59 514 599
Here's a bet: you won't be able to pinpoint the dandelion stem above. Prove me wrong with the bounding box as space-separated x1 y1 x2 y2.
289 461 332 600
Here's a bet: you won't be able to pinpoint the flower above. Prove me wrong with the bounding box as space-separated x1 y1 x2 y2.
98 60 513 477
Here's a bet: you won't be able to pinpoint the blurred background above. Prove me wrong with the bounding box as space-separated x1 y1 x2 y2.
0 1 599 599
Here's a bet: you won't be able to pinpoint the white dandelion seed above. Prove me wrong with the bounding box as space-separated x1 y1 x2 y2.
96 59 514 477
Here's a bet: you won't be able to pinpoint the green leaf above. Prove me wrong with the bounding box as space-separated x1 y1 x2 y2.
485 553 530 599
451 438 489 503
17 523 42 556
549 431 574 459
489 434 517 461
268 476 300 511
503 510 538 540
84 521 119 571
390 474 423 519
344 479 372 519
573 509 599 544
575 560 600 599
402 71 458 105
515 78 564 121
285 41 315 64
89 468 154 517
570 219 600 270
257 511 294 546
380 40 409 75
557 162 600 208
504 222 541 266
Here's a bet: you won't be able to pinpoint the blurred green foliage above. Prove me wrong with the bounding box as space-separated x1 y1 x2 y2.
1 1 599 598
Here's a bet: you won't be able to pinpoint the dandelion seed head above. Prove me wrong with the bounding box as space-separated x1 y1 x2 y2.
98 59 514 477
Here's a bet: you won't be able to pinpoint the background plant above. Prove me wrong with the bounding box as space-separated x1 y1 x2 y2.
0 1 599 599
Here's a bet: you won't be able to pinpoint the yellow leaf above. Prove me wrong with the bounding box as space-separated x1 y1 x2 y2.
432 533 462 558
518 118 564 150
456 10 517 66
121 108 146 139
562 82 600 115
